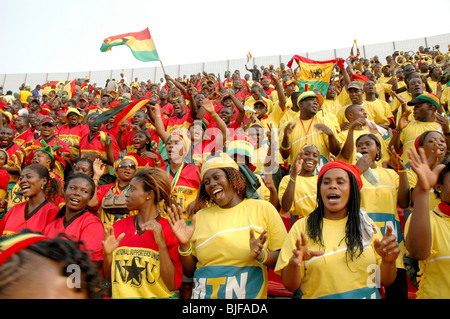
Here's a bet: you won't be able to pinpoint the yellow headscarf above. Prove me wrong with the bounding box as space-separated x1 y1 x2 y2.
113 155 139 175
200 153 239 180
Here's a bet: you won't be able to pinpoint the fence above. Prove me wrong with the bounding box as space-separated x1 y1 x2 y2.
1 33 449 93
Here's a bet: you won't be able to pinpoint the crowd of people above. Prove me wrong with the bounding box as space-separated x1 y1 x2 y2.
0 44 450 300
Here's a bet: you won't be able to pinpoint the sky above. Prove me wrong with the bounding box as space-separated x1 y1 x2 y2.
1 0 450 75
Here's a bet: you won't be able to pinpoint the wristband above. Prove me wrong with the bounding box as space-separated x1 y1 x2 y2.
256 248 269 264
397 168 408 173
289 176 296 183
280 143 292 152
178 244 193 256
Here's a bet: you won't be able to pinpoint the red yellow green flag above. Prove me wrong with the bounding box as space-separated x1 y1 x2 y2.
100 27 159 62
63 79 76 99
246 52 252 64
90 98 151 128
287 55 342 96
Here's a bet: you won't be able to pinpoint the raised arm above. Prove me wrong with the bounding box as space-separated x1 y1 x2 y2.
147 103 170 143
405 147 445 260
202 98 228 145
165 74 187 96
270 72 286 111
388 110 411 153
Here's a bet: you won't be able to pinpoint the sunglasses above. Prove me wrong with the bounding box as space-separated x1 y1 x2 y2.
118 162 136 169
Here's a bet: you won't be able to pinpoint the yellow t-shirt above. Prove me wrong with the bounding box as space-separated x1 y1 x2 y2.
244 96 274 116
257 101 286 129
278 115 338 170
256 174 271 202
427 78 447 95
404 205 450 299
336 128 390 165
251 146 268 175
377 76 391 84
441 86 450 107
279 108 299 128
18 90 32 104
400 121 441 166
360 166 406 269
391 91 413 114
336 88 351 108
364 99 394 125
397 80 406 90
316 109 340 134
336 101 389 126
322 98 343 116
278 174 318 217
190 198 287 299
275 215 383 299
374 83 393 102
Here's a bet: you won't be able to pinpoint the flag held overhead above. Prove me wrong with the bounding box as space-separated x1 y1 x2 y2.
100 27 160 62
90 98 152 128
287 55 339 96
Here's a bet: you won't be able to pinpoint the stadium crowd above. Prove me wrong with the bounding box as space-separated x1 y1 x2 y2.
0 44 450 300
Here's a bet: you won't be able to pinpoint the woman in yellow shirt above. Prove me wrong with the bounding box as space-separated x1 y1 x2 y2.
355 134 410 299
405 148 450 299
275 160 400 299
166 154 287 299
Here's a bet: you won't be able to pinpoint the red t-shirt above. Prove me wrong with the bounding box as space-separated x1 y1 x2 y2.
58 124 90 156
0 169 9 191
163 112 194 133
0 200 59 237
14 129 34 147
79 131 120 161
43 210 104 261
101 124 128 151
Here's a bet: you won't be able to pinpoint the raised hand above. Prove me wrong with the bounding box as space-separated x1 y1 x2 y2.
397 109 412 130
289 231 324 267
314 123 333 136
201 98 215 114
291 150 304 176
93 158 105 178
249 228 268 261
386 145 406 171
355 152 373 174
349 118 366 131
141 219 165 247
284 122 297 138
407 147 446 191
435 111 450 133
374 225 400 263
166 203 195 246
262 174 276 191
102 226 125 256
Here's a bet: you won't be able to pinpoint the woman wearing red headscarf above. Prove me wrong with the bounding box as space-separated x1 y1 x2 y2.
275 160 401 299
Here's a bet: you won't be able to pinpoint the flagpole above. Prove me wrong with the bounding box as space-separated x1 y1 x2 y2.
147 25 167 77
159 60 167 76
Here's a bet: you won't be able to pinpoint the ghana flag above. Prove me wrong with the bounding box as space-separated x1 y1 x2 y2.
100 27 159 62
287 55 343 96
90 98 151 128
63 79 76 99
246 52 252 64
